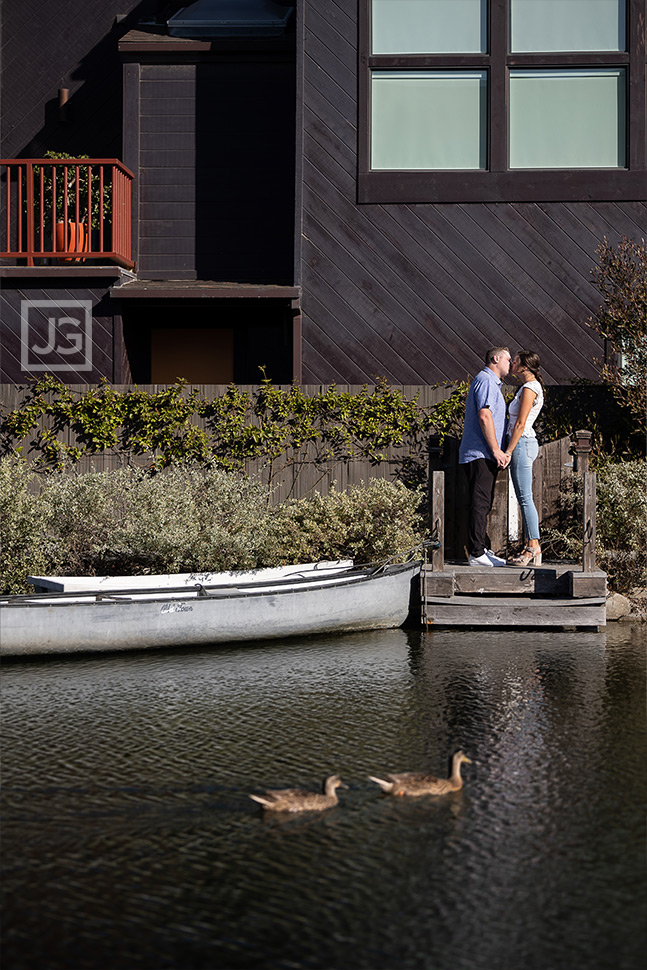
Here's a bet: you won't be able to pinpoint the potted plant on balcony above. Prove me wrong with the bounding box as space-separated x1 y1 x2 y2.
34 151 112 262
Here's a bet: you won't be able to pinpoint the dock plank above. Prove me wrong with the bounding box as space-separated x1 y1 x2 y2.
419 563 607 628
423 599 605 628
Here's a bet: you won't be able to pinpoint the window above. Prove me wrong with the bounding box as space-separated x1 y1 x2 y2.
358 0 646 202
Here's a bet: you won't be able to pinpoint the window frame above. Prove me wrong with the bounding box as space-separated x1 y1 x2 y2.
357 0 646 203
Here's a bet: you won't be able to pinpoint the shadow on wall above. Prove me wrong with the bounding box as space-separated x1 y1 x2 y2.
3 0 152 160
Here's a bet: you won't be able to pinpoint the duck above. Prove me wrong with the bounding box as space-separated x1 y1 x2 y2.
368 750 473 797
249 774 347 813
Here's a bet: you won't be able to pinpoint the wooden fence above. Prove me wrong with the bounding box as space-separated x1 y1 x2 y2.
0 383 588 559
0 383 456 501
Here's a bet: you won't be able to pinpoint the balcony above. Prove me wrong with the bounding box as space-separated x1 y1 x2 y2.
1 159 134 270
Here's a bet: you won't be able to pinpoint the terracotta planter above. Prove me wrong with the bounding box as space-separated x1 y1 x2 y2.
55 221 89 262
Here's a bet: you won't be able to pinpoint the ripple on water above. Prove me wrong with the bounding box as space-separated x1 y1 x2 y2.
2 626 646 970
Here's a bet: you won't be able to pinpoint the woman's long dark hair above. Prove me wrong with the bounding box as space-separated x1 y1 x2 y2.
516 350 545 392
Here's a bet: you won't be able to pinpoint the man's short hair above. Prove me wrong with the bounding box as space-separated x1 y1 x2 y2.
485 346 510 365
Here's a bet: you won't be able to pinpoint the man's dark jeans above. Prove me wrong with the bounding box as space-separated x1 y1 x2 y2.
464 458 499 558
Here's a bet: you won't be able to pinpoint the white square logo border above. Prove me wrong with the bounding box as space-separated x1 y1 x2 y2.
20 299 93 373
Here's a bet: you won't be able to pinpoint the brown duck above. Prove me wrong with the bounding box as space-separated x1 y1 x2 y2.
249 774 347 812
368 751 473 797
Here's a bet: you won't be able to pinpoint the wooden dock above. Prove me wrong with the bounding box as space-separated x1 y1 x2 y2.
421 563 607 629
421 430 607 630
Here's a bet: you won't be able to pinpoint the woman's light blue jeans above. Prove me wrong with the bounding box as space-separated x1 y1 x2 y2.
510 437 540 541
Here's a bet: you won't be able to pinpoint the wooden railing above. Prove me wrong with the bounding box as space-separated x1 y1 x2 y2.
0 159 134 269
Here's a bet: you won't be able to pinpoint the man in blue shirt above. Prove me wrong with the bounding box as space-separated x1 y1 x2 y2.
459 347 511 566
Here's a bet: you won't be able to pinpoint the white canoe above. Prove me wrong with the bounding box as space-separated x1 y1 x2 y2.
1 561 421 657
27 560 354 593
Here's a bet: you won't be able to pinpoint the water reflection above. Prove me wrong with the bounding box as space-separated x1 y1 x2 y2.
2 625 645 970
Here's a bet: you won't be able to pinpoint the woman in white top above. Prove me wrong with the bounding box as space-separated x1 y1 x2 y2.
504 351 545 566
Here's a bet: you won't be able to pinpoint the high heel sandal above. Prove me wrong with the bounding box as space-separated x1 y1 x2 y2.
510 546 542 566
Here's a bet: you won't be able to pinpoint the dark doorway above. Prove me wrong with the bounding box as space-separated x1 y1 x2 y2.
122 300 294 383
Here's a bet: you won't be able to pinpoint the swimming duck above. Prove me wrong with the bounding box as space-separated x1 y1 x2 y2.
368 751 473 797
249 774 347 812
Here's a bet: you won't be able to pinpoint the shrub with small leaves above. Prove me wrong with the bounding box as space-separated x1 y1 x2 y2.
264 479 425 566
0 458 50 592
0 463 426 593
542 460 647 592
587 235 647 431
39 465 274 576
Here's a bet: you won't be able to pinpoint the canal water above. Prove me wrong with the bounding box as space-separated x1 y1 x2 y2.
2 625 645 970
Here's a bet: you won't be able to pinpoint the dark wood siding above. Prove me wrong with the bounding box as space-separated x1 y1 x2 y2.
138 63 197 278
298 0 647 385
0 279 120 383
135 57 295 282
0 0 143 159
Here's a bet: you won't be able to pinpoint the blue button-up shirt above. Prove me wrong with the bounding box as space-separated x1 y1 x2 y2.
459 367 506 463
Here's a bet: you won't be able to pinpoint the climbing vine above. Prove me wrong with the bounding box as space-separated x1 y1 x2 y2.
0 375 469 492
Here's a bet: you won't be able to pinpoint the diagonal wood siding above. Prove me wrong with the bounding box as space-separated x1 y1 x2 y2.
0 280 120 382
299 0 647 386
0 0 142 159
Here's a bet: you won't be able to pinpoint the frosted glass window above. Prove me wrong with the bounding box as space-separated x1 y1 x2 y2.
510 0 625 52
372 0 487 54
509 70 626 168
371 72 487 170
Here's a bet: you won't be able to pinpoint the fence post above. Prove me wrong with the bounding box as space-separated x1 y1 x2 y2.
571 430 596 572
430 470 445 571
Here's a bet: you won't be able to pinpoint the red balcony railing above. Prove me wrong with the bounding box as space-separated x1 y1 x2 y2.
1 159 134 269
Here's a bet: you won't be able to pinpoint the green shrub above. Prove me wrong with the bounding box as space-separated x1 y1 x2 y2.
265 479 425 566
0 464 426 593
0 458 50 592
39 465 274 576
542 460 647 592
587 236 647 431
597 460 647 552
596 460 647 592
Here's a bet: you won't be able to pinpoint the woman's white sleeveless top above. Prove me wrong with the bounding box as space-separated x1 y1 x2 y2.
507 380 543 438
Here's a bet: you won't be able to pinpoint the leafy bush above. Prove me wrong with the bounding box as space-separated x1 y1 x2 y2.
533 236 647 463
587 235 647 430
39 465 274 576
0 376 467 488
542 460 647 592
34 152 112 231
266 479 425 566
536 384 640 465
596 460 647 592
0 459 50 592
0 461 426 594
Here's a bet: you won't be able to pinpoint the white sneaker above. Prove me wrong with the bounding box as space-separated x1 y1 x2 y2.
486 549 507 566
468 552 494 567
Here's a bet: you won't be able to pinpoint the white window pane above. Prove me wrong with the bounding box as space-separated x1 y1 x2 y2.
372 0 487 54
509 70 626 168
511 0 625 52
371 71 487 170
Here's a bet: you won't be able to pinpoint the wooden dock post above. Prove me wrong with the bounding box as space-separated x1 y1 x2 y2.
572 430 597 573
430 470 445 572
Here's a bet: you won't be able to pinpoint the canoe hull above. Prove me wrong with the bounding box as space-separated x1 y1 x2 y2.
1 563 420 657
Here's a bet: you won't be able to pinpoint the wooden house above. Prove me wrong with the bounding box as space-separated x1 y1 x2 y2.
1 0 645 386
